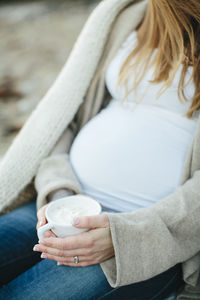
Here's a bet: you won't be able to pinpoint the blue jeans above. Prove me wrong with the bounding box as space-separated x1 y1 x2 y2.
0 201 183 300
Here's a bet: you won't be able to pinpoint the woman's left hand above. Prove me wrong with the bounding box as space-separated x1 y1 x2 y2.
33 214 115 266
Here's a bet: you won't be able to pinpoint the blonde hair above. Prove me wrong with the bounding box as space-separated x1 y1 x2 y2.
118 0 200 118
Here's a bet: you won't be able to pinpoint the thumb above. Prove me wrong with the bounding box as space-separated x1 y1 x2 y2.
72 214 109 229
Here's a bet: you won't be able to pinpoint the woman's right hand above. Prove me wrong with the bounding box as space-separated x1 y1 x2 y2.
36 189 74 238
36 204 56 238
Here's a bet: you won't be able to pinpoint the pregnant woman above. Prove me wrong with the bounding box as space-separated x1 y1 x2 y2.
1 0 200 299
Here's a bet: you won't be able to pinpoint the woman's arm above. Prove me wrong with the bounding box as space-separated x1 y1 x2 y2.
34 120 83 210
100 168 200 288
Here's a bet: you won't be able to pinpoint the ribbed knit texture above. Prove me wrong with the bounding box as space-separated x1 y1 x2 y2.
1 1 200 299
0 0 139 212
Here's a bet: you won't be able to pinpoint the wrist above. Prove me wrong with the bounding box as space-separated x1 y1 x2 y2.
47 189 75 203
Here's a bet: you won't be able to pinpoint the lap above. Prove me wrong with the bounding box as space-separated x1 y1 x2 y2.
0 259 112 300
0 258 182 300
0 260 182 300
0 202 111 299
0 201 41 285
0 202 183 300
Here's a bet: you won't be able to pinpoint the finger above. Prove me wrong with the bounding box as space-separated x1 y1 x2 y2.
36 204 48 230
39 231 94 250
33 243 94 257
44 230 57 238
36 218 47 230
72 214 109 229
59 261 98 267
40 252 93 264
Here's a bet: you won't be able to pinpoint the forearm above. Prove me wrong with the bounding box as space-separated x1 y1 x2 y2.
34 153 83 210
101 169 200 288
34 123 82 210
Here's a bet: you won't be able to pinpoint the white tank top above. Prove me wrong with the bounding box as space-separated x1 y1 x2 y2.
69 31 198 212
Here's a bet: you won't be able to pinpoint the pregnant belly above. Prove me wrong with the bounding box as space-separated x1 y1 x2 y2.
69 99 196 212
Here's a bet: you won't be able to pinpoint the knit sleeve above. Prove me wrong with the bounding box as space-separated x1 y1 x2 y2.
100 168 200 288
47 188 75 203
34 122 83 211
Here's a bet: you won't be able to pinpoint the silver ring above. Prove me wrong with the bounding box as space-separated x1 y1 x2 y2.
73 255 79 264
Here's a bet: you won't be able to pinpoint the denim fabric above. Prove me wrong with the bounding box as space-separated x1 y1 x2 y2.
0 201 183 300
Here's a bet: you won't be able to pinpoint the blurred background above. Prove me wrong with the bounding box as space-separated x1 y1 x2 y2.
0 0 100 158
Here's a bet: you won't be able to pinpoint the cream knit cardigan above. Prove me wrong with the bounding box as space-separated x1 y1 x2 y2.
1 0 200 299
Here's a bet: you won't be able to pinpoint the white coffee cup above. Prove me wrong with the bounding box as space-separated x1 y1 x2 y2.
37 194 102 240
